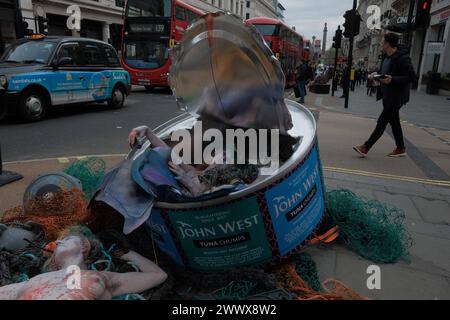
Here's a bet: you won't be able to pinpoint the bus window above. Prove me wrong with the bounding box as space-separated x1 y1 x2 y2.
176 6 186 21
124 40 168 69
254 24 279 36
126 0 171 18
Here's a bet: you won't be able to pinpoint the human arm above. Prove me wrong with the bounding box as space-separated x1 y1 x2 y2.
104 251 167 297
128 126 168 148
388 56 416 85
0 282 25 300
168 162 209 196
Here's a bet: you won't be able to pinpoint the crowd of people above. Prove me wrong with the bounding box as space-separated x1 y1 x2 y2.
333 66 381 98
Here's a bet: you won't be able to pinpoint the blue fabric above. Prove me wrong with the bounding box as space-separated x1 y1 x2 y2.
93 147 252 234
297 80 306 103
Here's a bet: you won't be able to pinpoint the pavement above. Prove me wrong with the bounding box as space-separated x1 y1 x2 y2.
0 86 449 299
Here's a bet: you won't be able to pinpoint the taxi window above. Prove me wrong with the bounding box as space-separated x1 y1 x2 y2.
101 45 120 67
56 43 81 65
81 43 104 66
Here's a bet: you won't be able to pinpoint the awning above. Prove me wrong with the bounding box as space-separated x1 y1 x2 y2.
385 16 416 33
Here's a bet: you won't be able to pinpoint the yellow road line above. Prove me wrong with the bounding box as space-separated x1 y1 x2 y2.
4 154 126 165
57 157 70 164
324 166 450 187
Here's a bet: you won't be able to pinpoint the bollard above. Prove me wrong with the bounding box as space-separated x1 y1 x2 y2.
0 143 23 187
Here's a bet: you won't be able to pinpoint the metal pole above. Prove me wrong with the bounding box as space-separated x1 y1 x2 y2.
417 28 429 92
0 143 23 187
332 27 341 97
405 0 416 48
344 0 358 109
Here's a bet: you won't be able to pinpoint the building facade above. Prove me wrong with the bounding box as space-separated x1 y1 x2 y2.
354 0 396 69
185 0 278 20
0 0 22 55
16 0 124 49
421 0 450 77
1 0 280 56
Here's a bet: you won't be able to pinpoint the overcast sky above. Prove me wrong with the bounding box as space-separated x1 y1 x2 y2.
282 0 355 50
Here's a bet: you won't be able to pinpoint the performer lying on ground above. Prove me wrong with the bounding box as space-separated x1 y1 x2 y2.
0 227 167 300
128 125 259 197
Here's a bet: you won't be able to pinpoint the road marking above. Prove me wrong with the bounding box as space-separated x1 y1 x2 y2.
5 155 449 187
4 154 127 165
325 166 450 187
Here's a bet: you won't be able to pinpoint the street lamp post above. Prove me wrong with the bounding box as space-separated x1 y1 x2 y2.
405 0 416 48
344 0 359 109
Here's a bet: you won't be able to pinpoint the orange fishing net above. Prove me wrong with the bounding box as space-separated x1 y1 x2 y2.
273 262 367 300
1 189 93 241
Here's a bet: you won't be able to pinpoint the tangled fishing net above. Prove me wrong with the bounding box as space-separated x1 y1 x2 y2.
0 222 47 286
273 262 367 300
326 189 412 263
292 252 322 292
1 189 92 241
64 157 106 200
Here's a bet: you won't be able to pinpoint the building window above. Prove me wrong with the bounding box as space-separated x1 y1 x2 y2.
246 13 250 19
246 1 250 8
230 0 234 13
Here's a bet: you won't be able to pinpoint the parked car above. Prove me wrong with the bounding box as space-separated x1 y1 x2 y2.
0 35 131 122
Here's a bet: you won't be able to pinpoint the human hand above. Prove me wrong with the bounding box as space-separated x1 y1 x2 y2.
119 250 138 261
168 162 198 183
368 72 377 81
380 75 392 85
128 126 149 148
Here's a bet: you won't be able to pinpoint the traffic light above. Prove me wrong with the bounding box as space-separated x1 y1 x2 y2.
38 16 49 35
21 20 32 36
343 9 361 38
343 10 352 38
415 0 433 28
334 28 342 49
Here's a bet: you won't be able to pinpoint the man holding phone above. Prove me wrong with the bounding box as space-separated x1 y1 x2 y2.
353 33 416 158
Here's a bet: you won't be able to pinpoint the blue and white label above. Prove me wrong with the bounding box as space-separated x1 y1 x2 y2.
145 209 185 267
265 146 325 256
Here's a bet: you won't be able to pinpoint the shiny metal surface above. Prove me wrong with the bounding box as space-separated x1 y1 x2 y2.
154 99 317 209
169 13 293 135
25 96 43 115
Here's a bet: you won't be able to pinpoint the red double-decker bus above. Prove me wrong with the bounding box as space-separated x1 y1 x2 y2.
121 0 204 89
246 17 304 87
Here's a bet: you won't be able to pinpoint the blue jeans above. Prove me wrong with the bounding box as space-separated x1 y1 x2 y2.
297 80 306 103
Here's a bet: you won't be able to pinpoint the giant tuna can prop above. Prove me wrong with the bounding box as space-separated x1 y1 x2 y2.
144 13 326 272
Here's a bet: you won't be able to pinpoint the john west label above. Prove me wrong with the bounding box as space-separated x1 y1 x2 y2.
168 197 272 271
265 146 325 256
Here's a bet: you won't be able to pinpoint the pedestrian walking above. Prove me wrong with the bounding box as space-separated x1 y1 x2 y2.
295 60 310 104
353 33 416 158
350 67 356 91
340 67 350 98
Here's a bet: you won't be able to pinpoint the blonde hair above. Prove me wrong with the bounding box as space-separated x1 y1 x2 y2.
43 226 102 272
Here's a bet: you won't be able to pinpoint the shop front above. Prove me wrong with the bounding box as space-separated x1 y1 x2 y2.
0 0 20 56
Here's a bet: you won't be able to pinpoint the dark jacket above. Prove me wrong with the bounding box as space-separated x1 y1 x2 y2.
296 63 311 82
377 45 416 106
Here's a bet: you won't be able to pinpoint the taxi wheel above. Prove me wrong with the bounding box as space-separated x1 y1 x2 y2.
108 85 125 109
19 90 47 122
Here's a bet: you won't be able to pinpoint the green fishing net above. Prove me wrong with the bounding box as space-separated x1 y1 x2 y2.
214 280 257 300
292 252 322 291
326 189 412 263
64 157 106 200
